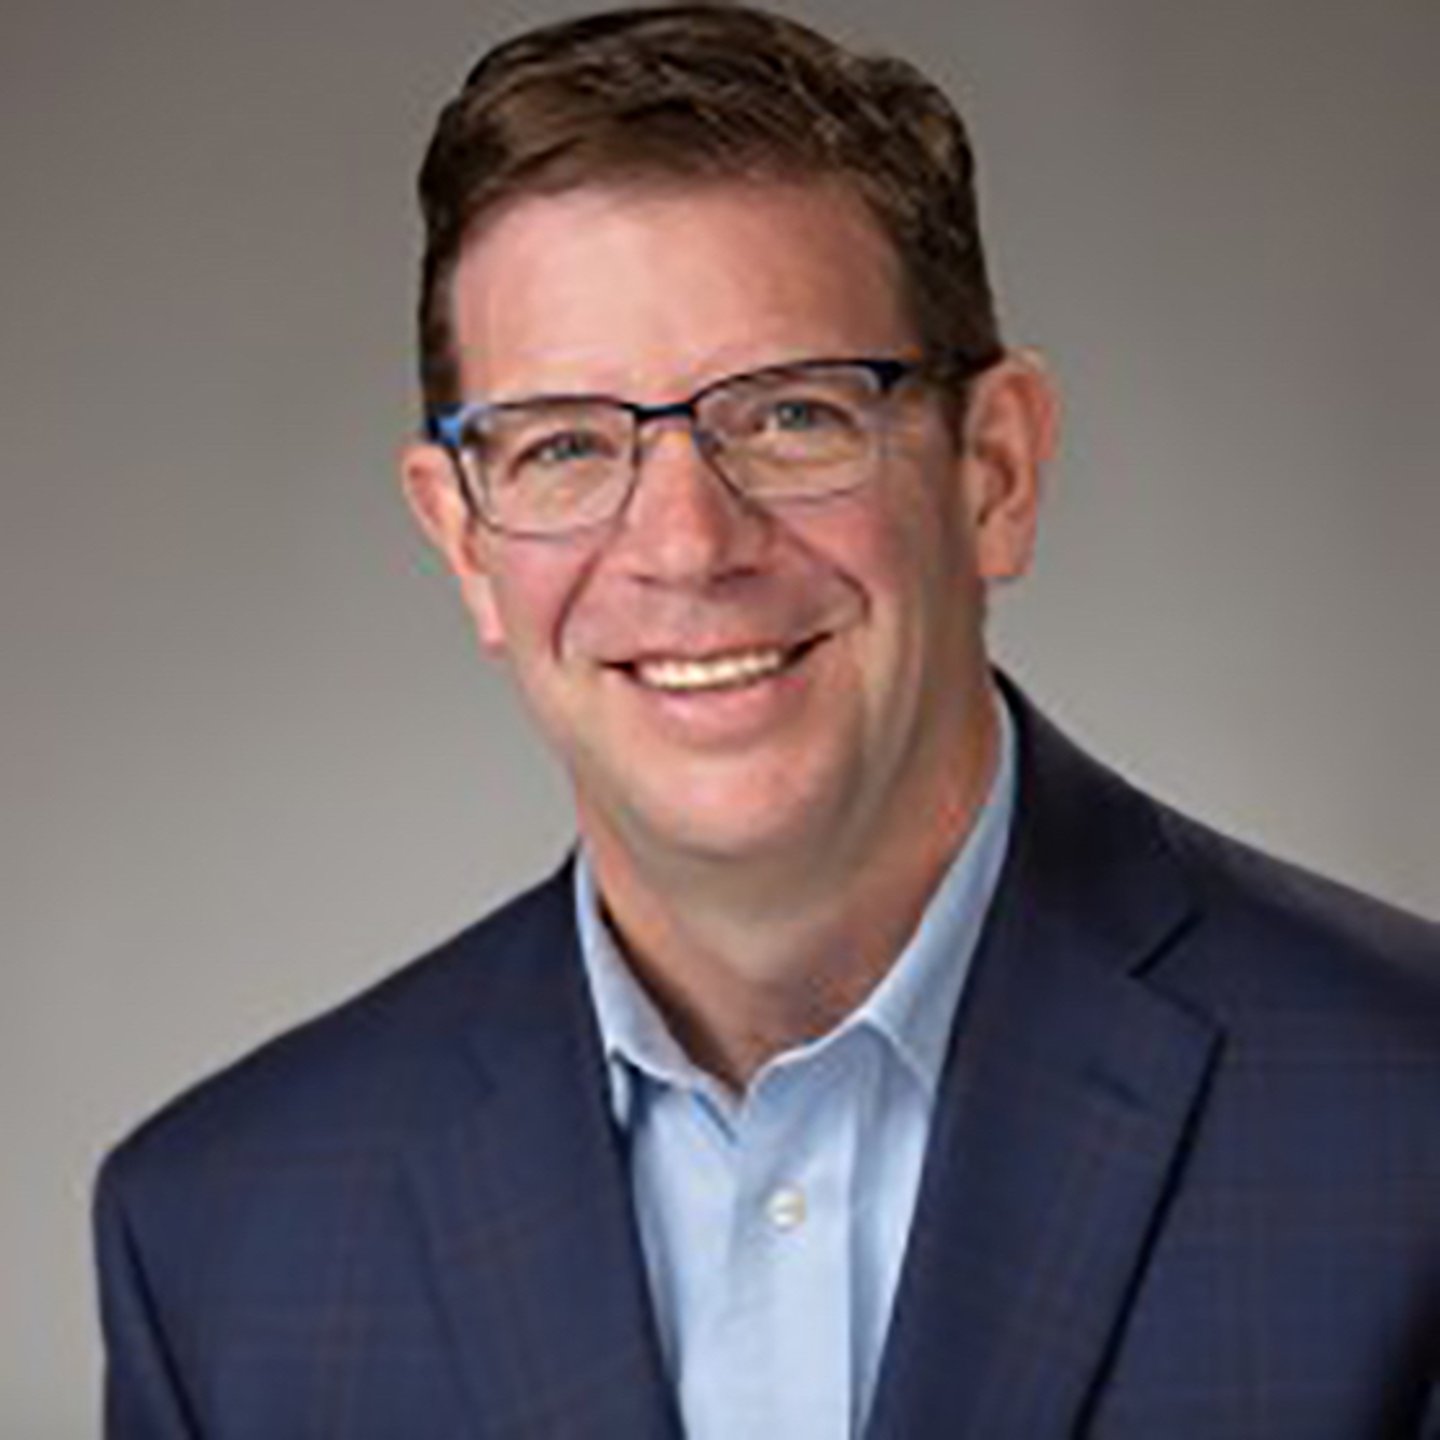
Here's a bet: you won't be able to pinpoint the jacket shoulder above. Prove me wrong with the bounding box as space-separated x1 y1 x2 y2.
1151 799 1440 1035
99 865 576 1197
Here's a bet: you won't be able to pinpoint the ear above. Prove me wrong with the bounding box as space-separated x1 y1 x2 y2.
957 350 1058 582
398 441 509 651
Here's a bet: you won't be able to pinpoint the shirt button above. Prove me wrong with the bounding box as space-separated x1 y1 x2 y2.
766 1185 807 1232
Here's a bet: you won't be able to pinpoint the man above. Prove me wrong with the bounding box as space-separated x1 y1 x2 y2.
94 5 1440 1437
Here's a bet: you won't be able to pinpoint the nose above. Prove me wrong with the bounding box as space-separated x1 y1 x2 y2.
611 422 770 586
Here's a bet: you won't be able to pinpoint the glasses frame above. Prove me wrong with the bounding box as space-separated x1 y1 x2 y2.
424 354 945 540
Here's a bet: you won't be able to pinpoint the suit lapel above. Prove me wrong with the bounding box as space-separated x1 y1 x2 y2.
402 874 681 1440
867 696 1222 1439
396 692 1222 1438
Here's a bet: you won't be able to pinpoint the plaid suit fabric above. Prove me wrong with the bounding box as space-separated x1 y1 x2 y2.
96 882 679 1440
96 688 1440 1438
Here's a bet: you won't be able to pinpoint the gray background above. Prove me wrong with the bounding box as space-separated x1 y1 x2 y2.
5 0 1436 1432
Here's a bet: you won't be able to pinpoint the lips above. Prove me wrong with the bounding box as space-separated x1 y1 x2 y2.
620 637 824 694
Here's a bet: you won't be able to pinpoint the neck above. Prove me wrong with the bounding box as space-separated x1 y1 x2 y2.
582 689 1002 1090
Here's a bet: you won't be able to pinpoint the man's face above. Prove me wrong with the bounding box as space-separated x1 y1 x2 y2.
403 178 1048 885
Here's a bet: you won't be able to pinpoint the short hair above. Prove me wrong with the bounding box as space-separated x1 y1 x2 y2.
415 2 1004 413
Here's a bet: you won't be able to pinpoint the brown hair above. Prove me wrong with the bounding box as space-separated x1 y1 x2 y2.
415 2 1003 413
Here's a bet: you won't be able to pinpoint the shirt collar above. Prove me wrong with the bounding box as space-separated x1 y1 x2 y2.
575 855 713 1126
856 696 1016 1093
575 693 1018 1124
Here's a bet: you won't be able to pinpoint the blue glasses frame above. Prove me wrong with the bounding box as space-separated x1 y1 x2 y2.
422 352 991 537
425 355 920 454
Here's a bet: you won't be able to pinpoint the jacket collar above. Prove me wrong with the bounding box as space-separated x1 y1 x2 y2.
865 681 1220 1437
402 680 1220 1439
401 874 683 1440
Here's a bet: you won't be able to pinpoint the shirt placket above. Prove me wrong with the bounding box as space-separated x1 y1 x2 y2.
736 1048 860 1438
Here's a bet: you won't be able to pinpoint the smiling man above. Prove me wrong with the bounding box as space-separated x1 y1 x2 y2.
402 176 1043 1089
95 6 1440 1438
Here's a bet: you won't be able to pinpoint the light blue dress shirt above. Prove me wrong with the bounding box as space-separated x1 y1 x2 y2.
574 701 1016 1439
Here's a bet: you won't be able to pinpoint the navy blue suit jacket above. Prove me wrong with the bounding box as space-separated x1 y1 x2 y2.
96 692 1440 1437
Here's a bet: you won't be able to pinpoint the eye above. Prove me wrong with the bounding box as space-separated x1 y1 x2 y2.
518 428 615 469
761 396 851 434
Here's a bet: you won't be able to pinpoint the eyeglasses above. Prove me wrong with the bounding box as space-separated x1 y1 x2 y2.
425 355 942 539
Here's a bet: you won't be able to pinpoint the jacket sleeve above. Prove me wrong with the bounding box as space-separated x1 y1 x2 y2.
1420 1379 1440 1440
93 1150 202 1440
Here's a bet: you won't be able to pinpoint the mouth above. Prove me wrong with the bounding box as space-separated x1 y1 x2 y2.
619 637 825 694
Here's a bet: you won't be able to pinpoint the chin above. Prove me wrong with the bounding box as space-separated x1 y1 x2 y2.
595 763 849 875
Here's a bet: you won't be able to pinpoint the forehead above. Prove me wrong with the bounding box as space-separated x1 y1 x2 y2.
448 177 917 401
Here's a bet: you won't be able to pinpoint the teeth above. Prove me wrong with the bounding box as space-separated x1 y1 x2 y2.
635 647 790 692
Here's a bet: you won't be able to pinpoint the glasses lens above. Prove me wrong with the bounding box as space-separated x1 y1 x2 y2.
702 363 888 498
462 400 632 533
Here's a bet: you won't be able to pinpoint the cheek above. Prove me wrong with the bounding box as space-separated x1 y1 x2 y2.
468 551 580 661
800 471 963 611
785 484 904 579
818 476 987 703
